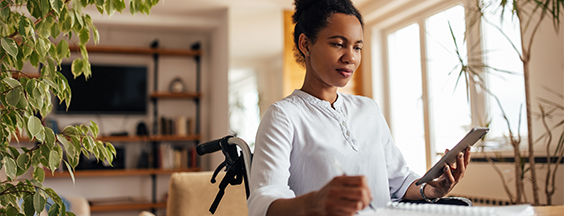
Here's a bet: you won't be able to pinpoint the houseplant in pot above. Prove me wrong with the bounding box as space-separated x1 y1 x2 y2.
0 0 158 215
452 0 563 205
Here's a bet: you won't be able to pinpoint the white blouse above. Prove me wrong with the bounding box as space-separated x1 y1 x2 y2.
248 90 419 216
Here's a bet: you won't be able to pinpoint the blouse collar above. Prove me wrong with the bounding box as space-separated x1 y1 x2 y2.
293 89 344 110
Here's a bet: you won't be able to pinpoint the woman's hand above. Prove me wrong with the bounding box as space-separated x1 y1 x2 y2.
424 147 471 198
305 175 372 216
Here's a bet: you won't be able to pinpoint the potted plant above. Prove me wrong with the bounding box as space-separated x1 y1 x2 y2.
454 0 563 205
0 0 158 215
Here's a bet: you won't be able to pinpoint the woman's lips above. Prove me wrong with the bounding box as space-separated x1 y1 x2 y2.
337 68 353 78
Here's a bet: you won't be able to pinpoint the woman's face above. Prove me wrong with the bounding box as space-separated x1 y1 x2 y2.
305 13 363 88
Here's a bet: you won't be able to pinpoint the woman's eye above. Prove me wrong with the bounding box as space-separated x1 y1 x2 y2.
355 47 363 51
333 43 344 47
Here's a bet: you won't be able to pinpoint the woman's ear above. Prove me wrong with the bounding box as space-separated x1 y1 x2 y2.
298 33 310 56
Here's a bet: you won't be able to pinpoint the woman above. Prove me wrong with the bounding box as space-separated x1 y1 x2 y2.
248 0 470 215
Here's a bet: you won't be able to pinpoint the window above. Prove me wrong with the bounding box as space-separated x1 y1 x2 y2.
380 1 526 172
229 69 260 149
387 23 426 175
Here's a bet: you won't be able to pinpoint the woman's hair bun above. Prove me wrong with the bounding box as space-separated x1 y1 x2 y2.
292 0 317 24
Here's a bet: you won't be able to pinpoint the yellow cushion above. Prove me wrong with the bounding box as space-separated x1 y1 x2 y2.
167 171 248 216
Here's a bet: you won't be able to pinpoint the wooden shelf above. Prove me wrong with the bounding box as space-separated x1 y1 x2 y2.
150 92 202 99
147 134 201 142
69 45 201 57
45 168 201 178
12 72 40 79
12 134 201 143
90 201 167 212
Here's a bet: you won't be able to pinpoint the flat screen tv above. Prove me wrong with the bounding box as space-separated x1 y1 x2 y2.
56 64 148 115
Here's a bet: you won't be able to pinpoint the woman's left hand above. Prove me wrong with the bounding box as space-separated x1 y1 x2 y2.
424 147 471 198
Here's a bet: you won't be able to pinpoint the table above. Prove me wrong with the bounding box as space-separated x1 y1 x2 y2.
534 205 563 216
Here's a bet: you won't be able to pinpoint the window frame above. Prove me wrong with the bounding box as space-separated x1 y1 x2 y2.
371 0 489 169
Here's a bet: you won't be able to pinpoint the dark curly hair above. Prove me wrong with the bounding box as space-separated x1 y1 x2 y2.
292 0 364 66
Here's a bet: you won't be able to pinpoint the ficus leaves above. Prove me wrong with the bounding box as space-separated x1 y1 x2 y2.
0 0 158 215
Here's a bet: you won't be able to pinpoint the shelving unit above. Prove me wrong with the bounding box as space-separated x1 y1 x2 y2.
58 42 203 214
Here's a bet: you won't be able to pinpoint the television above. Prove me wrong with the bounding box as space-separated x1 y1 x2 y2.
56 64 148 115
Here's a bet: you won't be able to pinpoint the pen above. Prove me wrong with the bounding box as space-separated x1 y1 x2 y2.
332 159 375 211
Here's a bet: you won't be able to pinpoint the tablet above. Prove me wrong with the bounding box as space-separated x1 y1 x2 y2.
415 127 489 185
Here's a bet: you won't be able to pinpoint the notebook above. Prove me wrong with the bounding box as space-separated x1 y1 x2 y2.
359 202 535 216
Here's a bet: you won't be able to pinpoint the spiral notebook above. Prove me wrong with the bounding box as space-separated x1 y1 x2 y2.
359 202 534 216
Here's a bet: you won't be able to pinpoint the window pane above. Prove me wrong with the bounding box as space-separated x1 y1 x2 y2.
229 69 260 149
425 5 472 158
481 0 526 142
387 23 426 175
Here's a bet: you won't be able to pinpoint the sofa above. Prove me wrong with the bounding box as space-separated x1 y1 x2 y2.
166 171 248 216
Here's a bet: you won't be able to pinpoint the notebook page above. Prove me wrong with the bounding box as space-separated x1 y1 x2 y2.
357 202 534 216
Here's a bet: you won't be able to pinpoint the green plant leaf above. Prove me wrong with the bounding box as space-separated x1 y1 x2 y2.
31 149 41 167
84 136 94 152
79 27 90 45
8 145 20 160
71 58 84 78
51 21 61 39
4 156 17 180
64 161 75 184
0 1 10 20
57 40 70 60
17 92 30 111
22 42 34 59
2 77 21 88
6 206 19 216
105 0 117 16
23 194 35 216
66 211 77 216
48 203 61 216
30 51 40 67
58 134 75 156
6 87 22 107
36 37 49 58
129 1 138 14
33 191 46 215
89 120 99 137
33 165 46 183
28 116 43 139
1 38 19 59
16 153 30 170
41 0 51 18
48 149 62 173
37 20 52 38
45 127 56 149
50 0 64 15
60 8 72 33
18 16 33 37
74 10 85 28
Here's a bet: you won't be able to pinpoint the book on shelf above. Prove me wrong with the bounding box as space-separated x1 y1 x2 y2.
160 116 192 136
157 143 198 169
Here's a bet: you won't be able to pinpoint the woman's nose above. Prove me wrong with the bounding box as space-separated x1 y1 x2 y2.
341 49 356 64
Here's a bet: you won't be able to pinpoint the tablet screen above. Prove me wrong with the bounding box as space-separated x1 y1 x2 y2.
415 127 489 185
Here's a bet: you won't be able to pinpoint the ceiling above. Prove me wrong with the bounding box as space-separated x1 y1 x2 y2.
88 0 375 61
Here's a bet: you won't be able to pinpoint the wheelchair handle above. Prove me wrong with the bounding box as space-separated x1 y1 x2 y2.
196 138 223 156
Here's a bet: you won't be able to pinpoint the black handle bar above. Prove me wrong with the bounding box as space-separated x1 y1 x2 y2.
196 138 222 155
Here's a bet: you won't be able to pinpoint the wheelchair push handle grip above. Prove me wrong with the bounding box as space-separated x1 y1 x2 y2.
196 139 222 155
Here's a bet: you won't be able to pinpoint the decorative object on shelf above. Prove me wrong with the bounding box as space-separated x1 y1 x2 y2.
169 77 186 93
136 121 149 136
